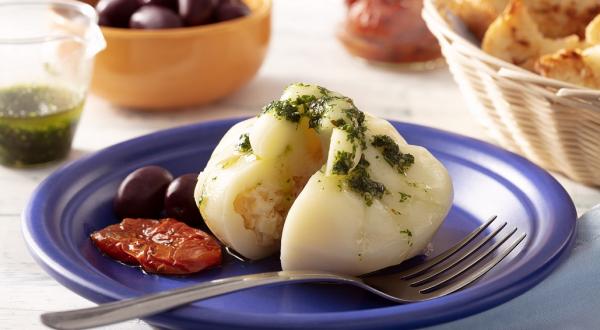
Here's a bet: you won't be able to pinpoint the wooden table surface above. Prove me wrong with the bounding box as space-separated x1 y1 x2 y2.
2 1 599 329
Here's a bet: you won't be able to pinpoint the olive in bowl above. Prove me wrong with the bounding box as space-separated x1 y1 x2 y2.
129 5 183 29
96 0 141 27
95 0 251 29
81 0 271 110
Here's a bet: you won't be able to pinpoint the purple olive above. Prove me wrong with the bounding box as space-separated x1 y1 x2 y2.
164 173 204 227
130 5 183 29
178 0 218 26
114 166 174 219
215 0 250 22
96 0 142 28
140 0 179 12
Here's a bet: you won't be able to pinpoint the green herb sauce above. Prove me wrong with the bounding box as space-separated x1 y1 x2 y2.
262 86 364 144
0 85 84 167
346 156 386 206
261 94 318 124
304 97 327 129
330 118 346 127
341 107 367 148
332 150 354 175
399 192 411 203
371 135 414 174
237 133 252 153
262 100 302 123
400 229 413 237
261 84 405 208
317 86 331 96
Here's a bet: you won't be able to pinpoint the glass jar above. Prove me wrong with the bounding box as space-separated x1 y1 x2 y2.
338 0 443 70
0 0 105 167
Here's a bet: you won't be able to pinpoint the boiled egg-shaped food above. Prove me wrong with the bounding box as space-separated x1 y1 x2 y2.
195 83 453 275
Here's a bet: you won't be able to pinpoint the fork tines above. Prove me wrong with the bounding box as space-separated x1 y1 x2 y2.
401 215 526 297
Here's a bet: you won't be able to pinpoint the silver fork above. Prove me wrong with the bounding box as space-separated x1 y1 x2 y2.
41 215 526 330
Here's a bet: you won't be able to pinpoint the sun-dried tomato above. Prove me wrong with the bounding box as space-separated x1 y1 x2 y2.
91 218 222 275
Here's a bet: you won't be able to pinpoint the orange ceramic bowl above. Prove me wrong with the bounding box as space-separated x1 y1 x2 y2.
89 0 271 110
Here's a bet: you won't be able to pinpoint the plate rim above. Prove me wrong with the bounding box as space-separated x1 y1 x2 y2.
22 118 577 329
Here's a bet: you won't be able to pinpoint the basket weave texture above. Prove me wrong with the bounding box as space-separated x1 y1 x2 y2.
422 0 600 187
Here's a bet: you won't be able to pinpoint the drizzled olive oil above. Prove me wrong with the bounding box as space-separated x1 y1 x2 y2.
0 85 84 167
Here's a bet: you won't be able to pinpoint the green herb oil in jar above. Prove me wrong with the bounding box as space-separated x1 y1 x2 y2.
0 85 84 167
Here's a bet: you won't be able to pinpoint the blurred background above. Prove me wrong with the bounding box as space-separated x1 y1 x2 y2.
75 0 485 148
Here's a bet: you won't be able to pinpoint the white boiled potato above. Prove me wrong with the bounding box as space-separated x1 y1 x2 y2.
195 112 324 260
196 83 453 274
324 128 361 176
281 118 452 276
249 114 297 159
280 173 411 275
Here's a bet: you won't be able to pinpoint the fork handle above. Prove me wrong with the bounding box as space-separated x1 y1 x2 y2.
41 271 359 330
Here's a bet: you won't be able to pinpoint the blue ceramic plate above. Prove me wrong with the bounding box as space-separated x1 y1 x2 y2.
23 119 576 329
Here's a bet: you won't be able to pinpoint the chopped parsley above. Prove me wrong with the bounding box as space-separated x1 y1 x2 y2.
341 107 367 148
262 93 325 127
262 100 302 123
260 84 408 208
399 192 411 203
237 133 252 153
343 107 365 127
371 135 414 174
294 94 318 106
305 98 327 128
305 95 352 129
262 85 368 158
346 156 386 206
317 85 331 96
331 118 346 127
332 151 354 175
400 229 413 246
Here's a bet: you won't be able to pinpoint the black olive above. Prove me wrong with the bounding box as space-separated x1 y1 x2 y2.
130 5 184 29
96 0 142 28
164 173 205 227
114 165 174 219
178 0 218 26
215 0 250 22
141 0 179 12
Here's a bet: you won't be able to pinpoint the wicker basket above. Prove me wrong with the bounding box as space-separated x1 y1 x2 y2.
422 0 600 187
